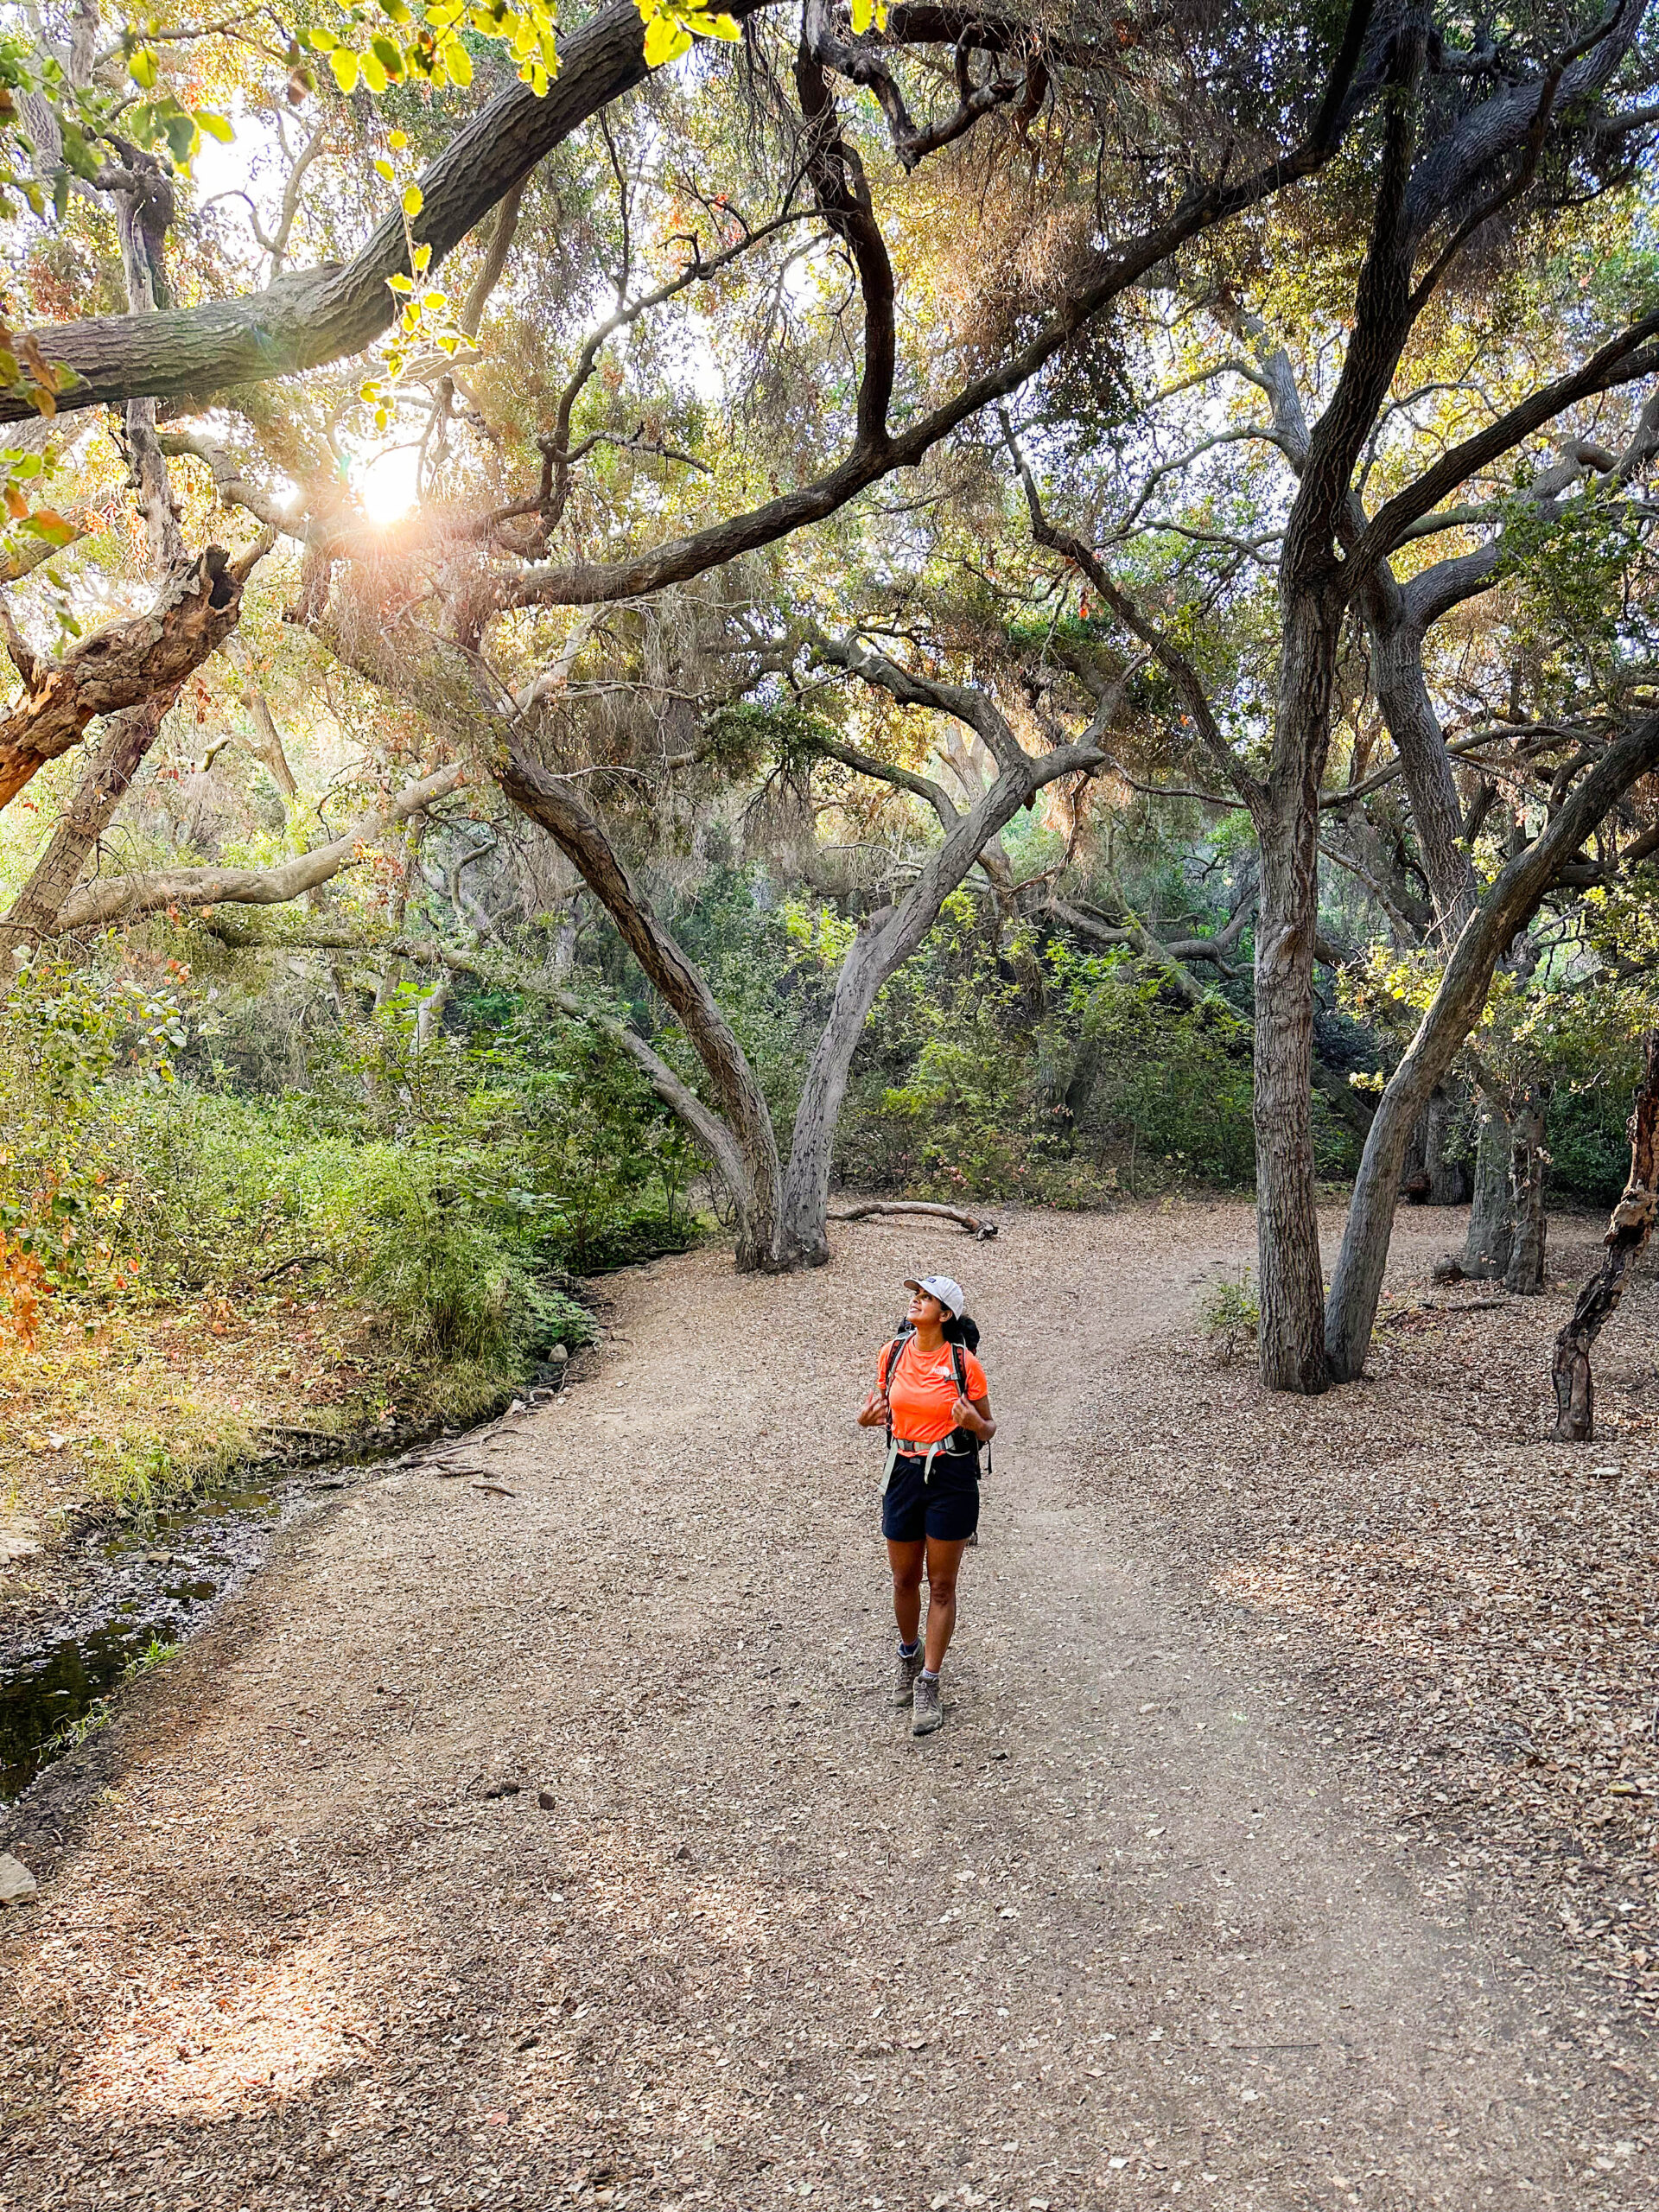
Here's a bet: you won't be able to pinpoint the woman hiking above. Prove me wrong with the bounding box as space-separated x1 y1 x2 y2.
858 1274 995 1738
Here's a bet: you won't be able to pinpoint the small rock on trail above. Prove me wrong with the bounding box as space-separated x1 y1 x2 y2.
0 1853 37 1904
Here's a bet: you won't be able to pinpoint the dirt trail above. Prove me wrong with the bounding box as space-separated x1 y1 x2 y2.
3 1204 1654 2211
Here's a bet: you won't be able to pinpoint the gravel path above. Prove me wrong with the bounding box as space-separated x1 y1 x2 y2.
3 1204 1655 2211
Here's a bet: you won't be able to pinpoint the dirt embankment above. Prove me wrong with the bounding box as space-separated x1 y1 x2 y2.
3 1200 1656 2212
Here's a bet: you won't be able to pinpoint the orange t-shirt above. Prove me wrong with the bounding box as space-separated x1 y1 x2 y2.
880 1334 988 1446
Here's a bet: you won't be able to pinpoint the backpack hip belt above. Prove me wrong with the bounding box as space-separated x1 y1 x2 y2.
881 1436 976 1492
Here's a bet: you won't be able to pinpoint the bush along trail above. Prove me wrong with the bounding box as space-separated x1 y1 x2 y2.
3 1205 1657 2212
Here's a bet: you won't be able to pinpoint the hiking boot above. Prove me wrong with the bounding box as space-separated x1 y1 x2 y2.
912 1673 943 1738
892 1643 924 1707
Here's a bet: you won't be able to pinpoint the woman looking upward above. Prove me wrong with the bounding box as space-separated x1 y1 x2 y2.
858 1274 995 1738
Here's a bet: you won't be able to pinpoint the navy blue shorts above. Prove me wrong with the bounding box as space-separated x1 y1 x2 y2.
881 1452 980 1543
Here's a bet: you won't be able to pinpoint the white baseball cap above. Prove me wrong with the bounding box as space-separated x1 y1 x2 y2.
904 1274 965 1318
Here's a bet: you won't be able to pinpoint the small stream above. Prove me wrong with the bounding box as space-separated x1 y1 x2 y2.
1 1365 569 1813
0 1464 367 1805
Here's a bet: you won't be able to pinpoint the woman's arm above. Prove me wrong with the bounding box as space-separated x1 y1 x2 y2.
951 1392 995 1442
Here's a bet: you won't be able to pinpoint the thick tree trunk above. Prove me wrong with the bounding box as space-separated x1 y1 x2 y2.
1324 711 1659 1382
1551 1033 1659 1440
1254 596 1338 1395
1503 1084 1549 1294
1464 1095 1516 1279
3 3 661 427
779 923 893 1268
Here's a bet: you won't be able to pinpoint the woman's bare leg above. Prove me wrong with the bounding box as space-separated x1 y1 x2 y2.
887 1539 925 1647
922 1536 969 1673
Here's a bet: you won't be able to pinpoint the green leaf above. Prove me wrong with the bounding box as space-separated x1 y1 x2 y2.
23 511 77 546
129 48 159 90
162 110 197 165
330 46 360 93
371 35 405 78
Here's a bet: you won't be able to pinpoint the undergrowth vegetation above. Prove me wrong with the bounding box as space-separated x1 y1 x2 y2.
5 852 1642 1367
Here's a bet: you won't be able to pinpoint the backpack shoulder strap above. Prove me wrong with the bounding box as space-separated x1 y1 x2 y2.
951 1341 969 1397
881 1329 912 1395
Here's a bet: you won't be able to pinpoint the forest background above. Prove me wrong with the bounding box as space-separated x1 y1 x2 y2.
5 0 1659 1511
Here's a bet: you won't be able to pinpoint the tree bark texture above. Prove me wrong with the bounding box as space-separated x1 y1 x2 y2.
1254 593 1340 1395
1323 711 1659 1382
1368 607 1478 938
1550 1033 1659 1442
501 746 783 1270
1423 1084 1468 1204
0 548 247 810
1503 1084 1549 1295
1464 1096 1516 1279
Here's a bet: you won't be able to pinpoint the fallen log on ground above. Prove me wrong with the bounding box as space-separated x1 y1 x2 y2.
827 1201 1000 1239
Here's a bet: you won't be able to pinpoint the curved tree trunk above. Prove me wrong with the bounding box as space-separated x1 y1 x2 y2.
1551 1033 1659 1441
1368 609 1478 938
774 728 1107 1269
501 747 783 1271
1324 711 1659 1382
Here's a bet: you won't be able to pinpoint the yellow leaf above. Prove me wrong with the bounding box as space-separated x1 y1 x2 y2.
330 46 360 93
130 47 159 89
389 128 409 149
360 50 389 93
643 13 687 67
387 272 414 293
374 157 395 181
442 36 473 86
307 27 339 52
402 185 424 219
